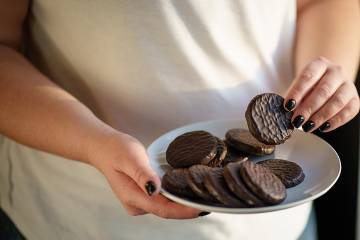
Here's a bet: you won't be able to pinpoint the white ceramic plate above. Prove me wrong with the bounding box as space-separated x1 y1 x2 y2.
147 119 341 214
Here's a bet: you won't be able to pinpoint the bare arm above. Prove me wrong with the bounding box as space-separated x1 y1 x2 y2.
284 0 360 133
0 0 200 219
295 0 360 80
0 0 26 49
0 45 117 164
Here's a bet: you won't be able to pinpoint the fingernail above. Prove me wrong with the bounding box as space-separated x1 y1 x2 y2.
292 115 304 128
318 122 331 132
303 121 315 132
198 212 211 217
145 181 156 196
285 99 296 111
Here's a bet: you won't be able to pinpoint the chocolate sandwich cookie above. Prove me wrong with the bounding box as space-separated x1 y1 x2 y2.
166 131 218 168
222 143 248 166
208 138 228 167
204 168 247 207
240 160 286 204
224 162 264 207
245 93 294 145
186 165 218 202
257 159 305 188
225 128 275 156
162 168 197 198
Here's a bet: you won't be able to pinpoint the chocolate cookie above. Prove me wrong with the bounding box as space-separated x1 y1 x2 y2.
204 168 247 207
208 138 228 167
166 131 218 168
224 162 264 207
225 128 275 156
257 159 305 188
162 168 197 198
240 160 286 204
245 93 294 145
186 165 218 202
222 143 248 166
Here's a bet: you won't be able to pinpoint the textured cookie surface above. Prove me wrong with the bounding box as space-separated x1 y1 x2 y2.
225 128 275 156
186 165 218 202
204 168 247 207
257 159 305 188
162 168 196 198
166 131 217 168
245 93 294 145
208 138 228 167
224 162 264 207
222 141 248 166
240 160 286 204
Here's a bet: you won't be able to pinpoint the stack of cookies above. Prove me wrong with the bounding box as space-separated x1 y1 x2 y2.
162 93 305 208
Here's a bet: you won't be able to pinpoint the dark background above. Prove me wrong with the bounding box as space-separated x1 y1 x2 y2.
315 70 360 240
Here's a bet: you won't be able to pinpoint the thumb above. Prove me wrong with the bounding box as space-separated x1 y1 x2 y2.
119 137 161 196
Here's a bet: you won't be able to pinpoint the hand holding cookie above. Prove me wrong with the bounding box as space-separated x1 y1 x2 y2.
284 57 360 133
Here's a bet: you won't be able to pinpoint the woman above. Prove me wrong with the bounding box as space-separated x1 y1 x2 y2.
0 0 359 239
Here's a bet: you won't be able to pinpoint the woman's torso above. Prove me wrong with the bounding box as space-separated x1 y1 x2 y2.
0 1 313 239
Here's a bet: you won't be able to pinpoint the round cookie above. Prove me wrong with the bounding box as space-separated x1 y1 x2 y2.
216 138 228 161
245 93 294 145
166 131 218 168
186 165 219 202
225 128 275 156
240 160 286 204
222 142 249 166
204 168 247 207
208 138 228 167
257 159 305 188
222 143 248 166
162 168 197 198
224 162 264 207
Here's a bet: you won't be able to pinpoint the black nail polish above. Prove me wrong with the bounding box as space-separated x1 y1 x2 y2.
198 212 211 217
292 115 304 128
303 121 315 132
285 99 296 111
318 122 331 132
145 181 156 196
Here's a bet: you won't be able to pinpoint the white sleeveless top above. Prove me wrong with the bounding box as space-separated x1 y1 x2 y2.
0 1 313 239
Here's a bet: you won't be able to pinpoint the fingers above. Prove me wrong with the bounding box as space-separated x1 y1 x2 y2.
123 205 148 216
318 97 360 132
304 82 357 132
149 195 203 219
284 56 360 132
115 134 161 196
107 169 201 219
102 134 204 219
291 66 344 127
284 57 328 111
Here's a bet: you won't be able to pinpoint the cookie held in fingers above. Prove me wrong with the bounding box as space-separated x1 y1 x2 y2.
224 162 264 207
204 168 247 207
162 168 197 198
257 159 305 188
225 128 275 156
166 131 218 168
245 93 294 145
240 160 286 204
186 165 219 202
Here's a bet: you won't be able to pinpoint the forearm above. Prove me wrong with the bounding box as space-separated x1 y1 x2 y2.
0 45 117 164
295 0 360 80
